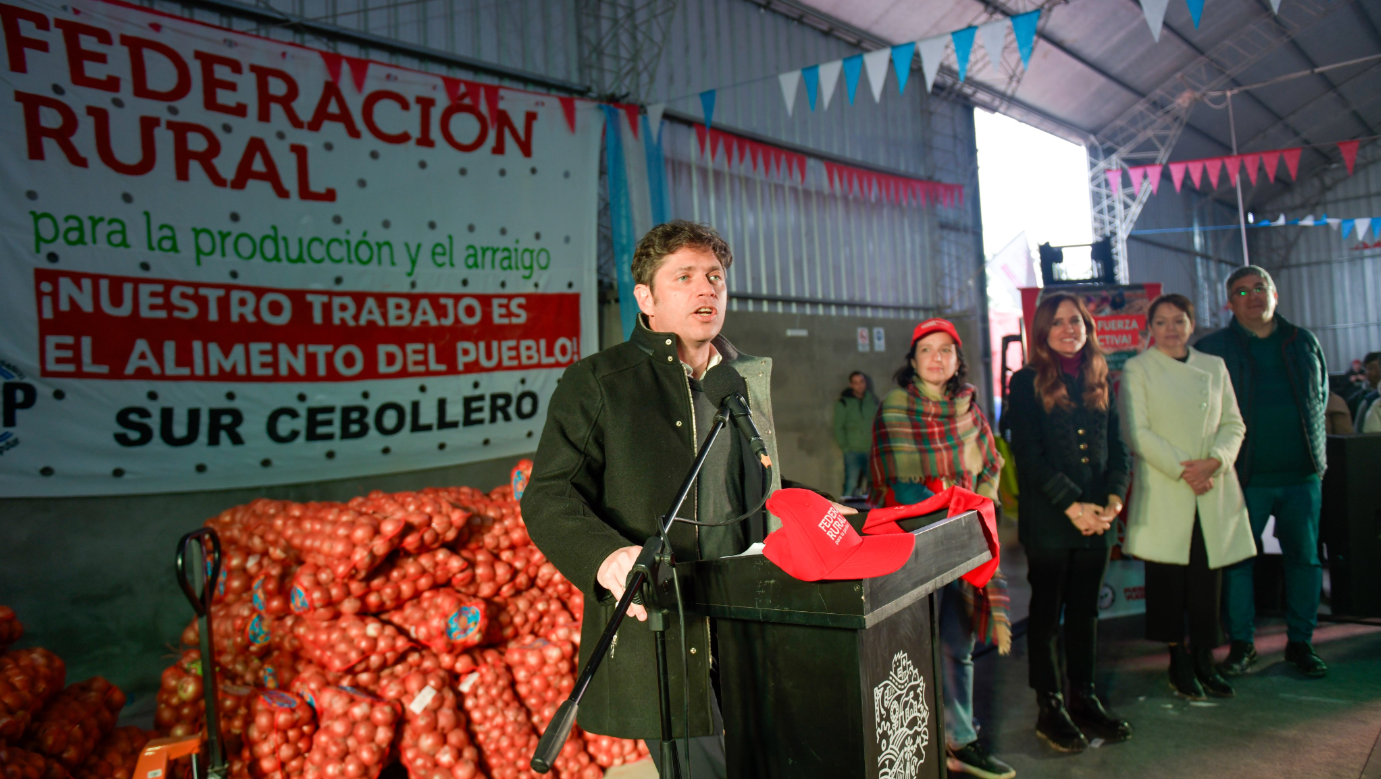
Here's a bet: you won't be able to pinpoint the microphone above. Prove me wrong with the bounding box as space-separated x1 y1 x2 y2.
702 365 772 469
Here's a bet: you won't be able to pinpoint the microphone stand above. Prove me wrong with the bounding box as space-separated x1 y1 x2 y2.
532 408 737 778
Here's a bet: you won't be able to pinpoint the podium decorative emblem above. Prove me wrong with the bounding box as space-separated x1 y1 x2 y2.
874 650 930 778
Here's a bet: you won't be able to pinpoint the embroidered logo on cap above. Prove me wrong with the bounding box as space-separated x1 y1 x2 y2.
818 506 849 544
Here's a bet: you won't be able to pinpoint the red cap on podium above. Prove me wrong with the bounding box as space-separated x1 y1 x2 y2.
763 489 915 582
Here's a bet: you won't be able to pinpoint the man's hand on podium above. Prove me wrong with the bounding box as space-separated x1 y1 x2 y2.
598 546 648 622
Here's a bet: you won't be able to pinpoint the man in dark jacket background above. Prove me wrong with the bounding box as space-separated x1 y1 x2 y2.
1196 265 1329 679
521 220 804 778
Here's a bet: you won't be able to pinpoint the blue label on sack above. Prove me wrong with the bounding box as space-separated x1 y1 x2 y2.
246 614 271 646
251 578 267 612
262 666 279 689
301 690 316 710
290 586 309 613
217 568 226 597
446 606 482 641
260 689 297 708
511 469 529 501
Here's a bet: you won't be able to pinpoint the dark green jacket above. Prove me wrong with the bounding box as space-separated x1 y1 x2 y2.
1194 315 1328 484
833 392 879 453
1006 367 1131 550
520 317 782 739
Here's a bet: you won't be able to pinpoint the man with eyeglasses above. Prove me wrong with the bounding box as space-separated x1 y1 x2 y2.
1196 266 1329 679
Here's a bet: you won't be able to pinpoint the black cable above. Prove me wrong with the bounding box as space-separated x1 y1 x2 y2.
672 466 772 527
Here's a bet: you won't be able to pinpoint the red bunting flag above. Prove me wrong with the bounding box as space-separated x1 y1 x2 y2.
1145 164 1162 195
1129 166 1147 196
1106 169 1122 194
1338 140 1359 175
481 83 500 122
320 51 344 86
1205 157 1223 189
1282 147 1302 180
622 104 640 139
441 76 464 105
346 57 370 92
1241 153 1260 185
558 97 577 133
1261 150 1281 182
1169 162 1187 192
1187 160 1204 189
1224 155 1242 187
695 125 708 157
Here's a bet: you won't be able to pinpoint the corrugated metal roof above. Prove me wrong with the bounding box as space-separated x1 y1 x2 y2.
790 0 1381 210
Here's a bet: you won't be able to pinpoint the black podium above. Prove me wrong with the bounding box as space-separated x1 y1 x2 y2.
685 509 992 779
1322 434 1381 617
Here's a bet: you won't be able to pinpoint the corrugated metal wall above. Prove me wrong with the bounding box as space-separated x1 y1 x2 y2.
1125 188 1244 331
143 0 982 323
1249 141 1381 369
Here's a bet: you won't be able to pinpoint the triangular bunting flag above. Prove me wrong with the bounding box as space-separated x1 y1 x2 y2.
1224 155 1242 186
1282 147 1302 179
1241 153 1260 185
1326 218 1342 231
1186 0 1204 28
441 76 464 105
863 48 891 102
647 103 666 142
1187 160 1204 188
694 124 708 157
1338 139 1359 175
1145 164 1163 195
1355 217 1372 239
558 96 576 133
1300 215 1315 226
952 26 977 82
802 65 820 111
1273 214 1286 226
1140 0 1170 42
721 134 736 167
1205 157 1223 188
320 51 344 85
750 142 763 173
819 60 843 110
1129 166 1147 196
345 56 370 92
823 162 836 191
1269 0 1282 11
709 129 724 162
1261 150 1281 182
1106 168 1122 195
797 153 807 184
979 20 1007 69
623 104 640 139
917 36 948 94
891 42 916 93
700 90 716 129
738 137 751 168
1011 10 1040 69
774 148 787 179
842 54 863 104
1342 219 1355 238
779 70 802 117
1169 162 1187 192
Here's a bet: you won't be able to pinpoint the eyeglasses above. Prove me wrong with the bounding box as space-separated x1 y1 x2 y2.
1232 285 1271 297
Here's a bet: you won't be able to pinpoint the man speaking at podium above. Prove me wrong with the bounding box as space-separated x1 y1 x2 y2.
521 220 786 778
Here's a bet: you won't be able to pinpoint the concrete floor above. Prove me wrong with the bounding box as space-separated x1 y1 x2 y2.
970 615 1381 779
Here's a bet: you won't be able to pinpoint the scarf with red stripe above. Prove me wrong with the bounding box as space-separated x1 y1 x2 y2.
869 382 1001 506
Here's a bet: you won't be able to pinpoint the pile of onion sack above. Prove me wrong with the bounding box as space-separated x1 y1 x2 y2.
160 460 649 779
0 607 146 779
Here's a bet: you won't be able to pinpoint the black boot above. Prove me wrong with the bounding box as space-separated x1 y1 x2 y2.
1168 644 1206 701
1193 646 1235 697
1068 685 1133 743
1217 640 1257 677
1035 691 1089 753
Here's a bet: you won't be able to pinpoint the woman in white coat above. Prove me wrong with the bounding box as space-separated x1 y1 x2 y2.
1121 294 1256 701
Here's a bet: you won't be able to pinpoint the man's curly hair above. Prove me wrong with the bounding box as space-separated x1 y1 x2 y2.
631 220 734 289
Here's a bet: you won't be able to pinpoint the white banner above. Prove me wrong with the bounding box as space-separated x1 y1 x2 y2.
0 0 603 496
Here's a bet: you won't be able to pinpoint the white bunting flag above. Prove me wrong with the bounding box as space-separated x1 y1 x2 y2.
1269 0 1282 11
819 60 844 110
979 20 1007 69
647 103 666 142
1326 218 1342 231
1273 214 1286 226
1140 0 1170 41
1355 217 1373 239
778 71 801 117
863 48 892 102
918 36 949 94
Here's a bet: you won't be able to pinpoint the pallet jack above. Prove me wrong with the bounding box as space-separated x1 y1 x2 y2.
133 528 229 779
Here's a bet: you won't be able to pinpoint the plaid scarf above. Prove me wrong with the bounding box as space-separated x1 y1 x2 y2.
869 383 1002 506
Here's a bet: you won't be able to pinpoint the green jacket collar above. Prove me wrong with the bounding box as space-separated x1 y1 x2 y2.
1229 312 1297 343
629 313 741 365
